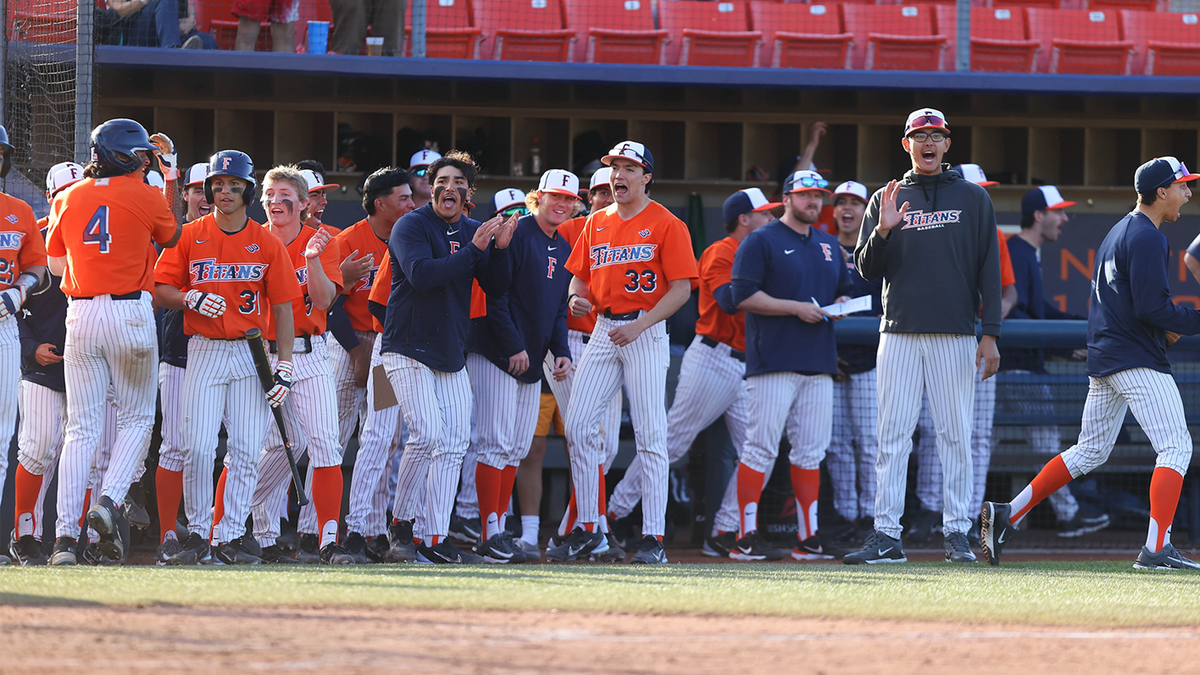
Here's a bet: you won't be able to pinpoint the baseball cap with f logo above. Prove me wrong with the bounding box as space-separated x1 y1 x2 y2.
602 141 654 174
538 169 581 198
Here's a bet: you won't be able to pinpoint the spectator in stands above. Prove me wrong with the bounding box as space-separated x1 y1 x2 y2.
1001 185 1110 538
97 0 212 48
330 0 404 55
234 0 297 52
178 0 219 49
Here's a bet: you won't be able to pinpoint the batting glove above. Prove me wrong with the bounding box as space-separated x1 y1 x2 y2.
0 286 27 319
266 359 293 408
150 132 178 181
183 289 226 318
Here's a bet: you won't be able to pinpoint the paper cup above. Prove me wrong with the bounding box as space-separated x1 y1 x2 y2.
307 21 329 55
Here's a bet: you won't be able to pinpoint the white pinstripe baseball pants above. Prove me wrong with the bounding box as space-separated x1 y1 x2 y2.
346 334 407 536
385 352 473 541
1006 371 1077 521
1059 368 1191 478
740 372 834 473
328 330 375 448
55 294 158 539
544 329 623 474
874 332 976 539
467 352 541 470
915 364 994 517
157 363 186 473
455 417 479 520
0 317 17 510
566 316 670 536
179 336 273 544
826 369 878 522
608 334 748 521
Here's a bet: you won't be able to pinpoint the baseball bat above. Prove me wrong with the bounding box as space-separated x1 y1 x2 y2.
246 328 309 507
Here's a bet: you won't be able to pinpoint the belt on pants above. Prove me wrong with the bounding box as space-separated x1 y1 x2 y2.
700 335 745 362
74 290 143 301
603 309 640 321
269 334 314 355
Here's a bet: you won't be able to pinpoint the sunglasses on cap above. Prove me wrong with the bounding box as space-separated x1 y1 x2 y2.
794 176 829 189
500 206 529 218
908 113 944 130
611 147 647 164
1166 157 1194 183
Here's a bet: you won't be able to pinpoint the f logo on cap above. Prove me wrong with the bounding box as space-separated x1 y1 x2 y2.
562 175 570 187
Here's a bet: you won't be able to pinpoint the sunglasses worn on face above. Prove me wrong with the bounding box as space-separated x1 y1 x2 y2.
414 168 428 177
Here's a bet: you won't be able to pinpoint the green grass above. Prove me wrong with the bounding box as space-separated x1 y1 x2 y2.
4 562 1200 626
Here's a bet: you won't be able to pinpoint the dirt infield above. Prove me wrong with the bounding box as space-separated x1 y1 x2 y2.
1 604 1194 675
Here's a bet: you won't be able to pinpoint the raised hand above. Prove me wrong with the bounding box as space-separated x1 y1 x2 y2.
876 180 910 237
470 217 501 251
304 227 332 259
150 132 177 179
493 213 519 249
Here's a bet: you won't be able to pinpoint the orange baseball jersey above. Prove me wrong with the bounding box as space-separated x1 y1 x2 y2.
470 280 487 319
0 194 48 289
558 215 596 333
268 224 343 340
154 215 302 340
998 229 1015 287
367 250 392 333
693 236 744 352
332 219 388 332
47 174 177 297
813 204 837 237
565 202 698 315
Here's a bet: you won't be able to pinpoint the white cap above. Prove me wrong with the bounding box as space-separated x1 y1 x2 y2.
184 162 209 187
146 170 165 189
45 162 84 196
956 164 998 187
300 169 338 193
409 149 442 169
782 169 830 194
589 167 612 190
904 107 950 137
493 188 526 213
538 169 581 198
832 181 869 203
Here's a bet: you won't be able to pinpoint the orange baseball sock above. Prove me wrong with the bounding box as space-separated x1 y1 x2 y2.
498 464 518 532
790 465 820 541
560 490 578 536
155 466 183 544
210 467 228 542
312 466 343 549
13 464 43 538
597 464 607 518
475 462 503 540
736 463 766 536
1009 455 1073 527
79 488 91 531
1146 467 1184 553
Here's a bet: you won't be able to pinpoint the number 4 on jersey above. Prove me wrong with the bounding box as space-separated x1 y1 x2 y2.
83 206 112 253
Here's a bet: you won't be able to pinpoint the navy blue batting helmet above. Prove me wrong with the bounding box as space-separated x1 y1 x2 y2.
204 150 256 206
89 119 155 176
0 124 12 179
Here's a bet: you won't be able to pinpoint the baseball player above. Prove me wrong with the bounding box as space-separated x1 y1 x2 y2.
823 180 883 543
984 157 1200 570
845 108 1001 565
555 140 699 565
725 171 851 562
235 165 346 565
466 169 577 564
153 161 210 564
608 187 775 557
335 167 415 562
910 164 1017 547
408 149 442 210
46 118 181 566
1000 185 1110 538
299 165 339 230
8 162 82 566
544 167 625 557
380 150 516 565
155 151 301 565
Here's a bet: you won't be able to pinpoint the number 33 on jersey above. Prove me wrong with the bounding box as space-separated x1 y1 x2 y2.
565 201 698 314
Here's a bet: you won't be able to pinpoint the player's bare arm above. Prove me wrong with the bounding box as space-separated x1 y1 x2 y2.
977 336 1000 380
737 290 829 323
1001 284 1017 319
568 277 592 317
608 278 690 347
303 226 338 311
1185 252 1200 283
47 256 66 277
271 302 294 363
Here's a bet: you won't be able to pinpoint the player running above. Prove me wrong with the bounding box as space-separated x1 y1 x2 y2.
46 119 180 566
554 141 699 565
983 157 1200 570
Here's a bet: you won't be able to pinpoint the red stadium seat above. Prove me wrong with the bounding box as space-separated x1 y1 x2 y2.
1086 0 1165 12
749 2 854 69
936 6 1040 72
1026 8 1133 74
658 0 763 67
842 4 948 70
405 0 483 59
1121 9 1200 76
474 0 575 61
8 0 75 44
565 0 668 64
984 0 1065 9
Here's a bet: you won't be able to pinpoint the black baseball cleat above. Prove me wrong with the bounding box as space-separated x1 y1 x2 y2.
365 535 390 563
609 515 637 550
215 537 263 565
448 515 483 547
123 483 152 530
386 520 417 563
320 542 354 565
476 533 517 564
591 533 626 563
702 531 737 558
155 537 183 566
168 532 212 565
842 530 907 564
341 532 373 564
905 508 940 547
629 536 667 564
1058 511 1111 538
944 531 978 563
1133 543 1200 570
260 544 301 564
793 534 848 561
505 533 541 563
729 531 785 561
416 540 484 564
82 541 121 566
980 501 1015 566
545 527 607 562
10 533 47 566
50 536 78 566
296 533 321 564
87 495 130 561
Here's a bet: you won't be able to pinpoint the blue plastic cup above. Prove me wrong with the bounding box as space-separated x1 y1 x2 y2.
307 21 329 55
